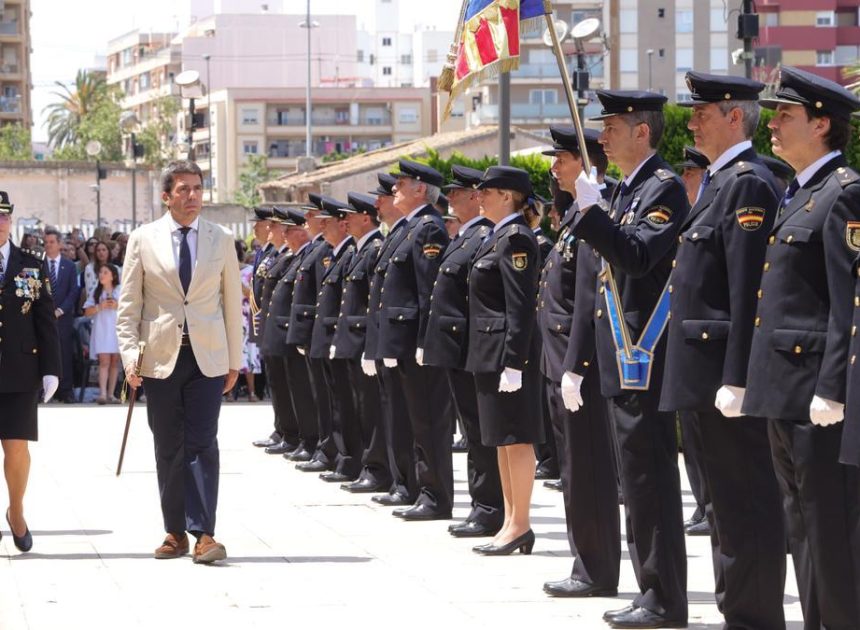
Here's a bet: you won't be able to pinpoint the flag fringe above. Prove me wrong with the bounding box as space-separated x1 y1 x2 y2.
442 57 520 122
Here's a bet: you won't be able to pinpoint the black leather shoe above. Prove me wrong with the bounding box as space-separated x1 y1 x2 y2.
449 521 500 538
342 478 389 493
253 432 281 448
265 440 299 455
393 504 452 521
543 577 617 598
287 448 312 462
685 519 711 536
683 507 705 529
604 606 636 622
475 529 534 555
452 437 468 453
535 467 557 480
543 479 562 491
608 607 687 628
320 471 354 483
371 492 411 506
296 459 329 473
6 510 32 553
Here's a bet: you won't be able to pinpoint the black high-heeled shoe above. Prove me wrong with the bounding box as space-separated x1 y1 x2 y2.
6 509 32 552
476 529 535 556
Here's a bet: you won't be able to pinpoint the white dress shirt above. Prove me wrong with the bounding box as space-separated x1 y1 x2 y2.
708 140 753 176
796 150 842 188
169 215 199 269
356 229 381 252
492 212 520 233
0 239 9 277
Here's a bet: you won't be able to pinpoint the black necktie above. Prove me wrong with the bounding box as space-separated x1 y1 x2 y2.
697 170 712 202
0 250 5 284
781 179 800 213
50 259 58 288
178 227 192 294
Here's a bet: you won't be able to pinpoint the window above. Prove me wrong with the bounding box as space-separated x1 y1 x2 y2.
400 54 412 64
398 107 418 124
620 49 638 72
382 66 392 76
710 48 728 72
382 37 392 46
816 11 835 27
836 45 860 65
243 141 258 155
121 48 133 66
335 109 349 124
658 48 665 58
710 9 727 32
529 89 557 105
676 48 693 72
620 10 637 33
676 10 693 33
241 108 259 125
139 72 150 90
427 49 438 63
817 50 834 66
676 91 692 103
763 12 779 27
657 8 665 18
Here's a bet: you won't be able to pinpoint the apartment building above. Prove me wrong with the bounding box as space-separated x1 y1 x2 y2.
755 0 860 84
0 0 32 129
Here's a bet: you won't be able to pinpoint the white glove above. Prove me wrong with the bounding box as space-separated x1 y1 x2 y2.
383 358 398 368
574 167 601 210
329 345 336 360
415 348 424 366
361 353 377 377
809 395 844 426
560 371 584 412
42 375 59 403
297 347 306 356
498 367 523 393
714 385 745 418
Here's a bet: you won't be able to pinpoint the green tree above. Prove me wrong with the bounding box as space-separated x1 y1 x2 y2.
43 69 110 150
51 94 124 162
0 123 31 160
234 154 275 208
135 95 181 168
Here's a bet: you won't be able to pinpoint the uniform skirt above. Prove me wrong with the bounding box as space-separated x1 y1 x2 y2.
475 364 544 447
0 390 40 441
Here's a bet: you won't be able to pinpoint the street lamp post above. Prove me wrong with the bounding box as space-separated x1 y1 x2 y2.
175 70 204 162
85 140 102 229
646 49 654 91
299 4 319 159
203 53 213 200
120 111 141 228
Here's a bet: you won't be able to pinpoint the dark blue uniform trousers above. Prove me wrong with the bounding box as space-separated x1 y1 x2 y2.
144 346 225 536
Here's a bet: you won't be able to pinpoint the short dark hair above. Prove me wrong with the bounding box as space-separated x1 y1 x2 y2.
44 227 61 242
804 107 851 152
161 160 203 194
622 110 665 148
587 149 609 177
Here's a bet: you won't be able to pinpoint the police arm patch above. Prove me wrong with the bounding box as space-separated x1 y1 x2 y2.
846 221 860 252
423 243 442 259
645 206 673 225
735 207 766 231
512 252 528 270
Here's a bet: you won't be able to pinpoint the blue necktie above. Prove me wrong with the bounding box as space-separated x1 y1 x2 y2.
781 179 799 213
696 170 712 203
178 227 192 294
49 259 57 289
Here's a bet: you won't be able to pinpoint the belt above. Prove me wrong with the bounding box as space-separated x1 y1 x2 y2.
180 333 192 347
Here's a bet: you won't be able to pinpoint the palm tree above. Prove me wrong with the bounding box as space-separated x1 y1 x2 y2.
845 60 860 95
43 69 108 149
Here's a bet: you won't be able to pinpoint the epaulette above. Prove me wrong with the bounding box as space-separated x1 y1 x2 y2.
506 224 522 236
478 225 491 237
734 161 754 175
536 233 549 243
836 166 860 188
21 247 45 261
420 215 435 224
654 168 675 182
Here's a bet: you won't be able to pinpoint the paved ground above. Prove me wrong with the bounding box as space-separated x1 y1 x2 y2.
0 402 802 630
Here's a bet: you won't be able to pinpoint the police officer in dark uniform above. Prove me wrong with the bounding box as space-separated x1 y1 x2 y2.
333 193 390 493
539 126 621 598
365 173 417 506
309 198 360 482
378 159 453 520
661 72 786 630
675 146 710 206
289 196 337 473
563 91 689 628
421 165 502 537
0 190 61 552
744 67 860 629
257 207 301 456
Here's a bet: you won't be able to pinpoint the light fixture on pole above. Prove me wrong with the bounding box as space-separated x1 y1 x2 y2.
299 3 320 159
175 69 204 161
571 18 601 119
646 49 655 91
202 53 214 200
120 111 141 228
85 140 103 229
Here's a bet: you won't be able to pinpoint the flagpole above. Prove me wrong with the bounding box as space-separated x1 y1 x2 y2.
499 72 511 165
542 0 592 174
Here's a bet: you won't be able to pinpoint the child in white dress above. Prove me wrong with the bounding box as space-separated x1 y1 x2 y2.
83 264 121 404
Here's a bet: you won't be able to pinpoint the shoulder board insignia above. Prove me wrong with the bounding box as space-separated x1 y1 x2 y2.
507 224 521 236
478 226 491 236
512 252 528 270
536 233 548 243
735 207 766 231
645 206 673 225
420 215 435 224
423 243 442 259
735 161 754 175
21 247 45 261
836 166 860 188
846 221 860 252
654 168 675 182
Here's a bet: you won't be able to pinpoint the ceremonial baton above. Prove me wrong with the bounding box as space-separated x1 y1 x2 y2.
116 342 146 477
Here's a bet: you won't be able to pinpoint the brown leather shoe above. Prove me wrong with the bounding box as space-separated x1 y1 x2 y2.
192 534 227 564
154 532 189 559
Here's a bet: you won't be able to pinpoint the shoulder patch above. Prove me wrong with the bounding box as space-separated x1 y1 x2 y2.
512 252 528 270
654 168 675 182
645 205 673 225
836 166 860 188
735 161 754 175
735 207 766 231
423 243 443 259
846 221 860 252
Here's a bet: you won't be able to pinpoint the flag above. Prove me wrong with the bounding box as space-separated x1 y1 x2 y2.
441 0 547 119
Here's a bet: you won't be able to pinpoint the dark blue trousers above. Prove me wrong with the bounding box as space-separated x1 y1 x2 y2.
144 346 225 536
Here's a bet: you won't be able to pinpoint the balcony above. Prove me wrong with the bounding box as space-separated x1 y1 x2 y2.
266 112 392 127
0 96 21 113
0 21 19 36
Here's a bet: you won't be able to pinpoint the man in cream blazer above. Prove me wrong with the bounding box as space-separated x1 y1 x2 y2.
117 160 242 565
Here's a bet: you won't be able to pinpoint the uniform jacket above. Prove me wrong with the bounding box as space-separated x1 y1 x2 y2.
257 246 289 344
249 243 275 342
258 248 294 356
117 213 243 379
466 214 539 373
572 154 690 397
262 242 311 356
423 218 493 370
332 229 384 360
0 243 61 392
534 227 553 267
285 236 334 348
309 237 356 359
841 257 860 465
366 220 411 360
661 149 780 411
377 205 449 359
743 155 860 421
